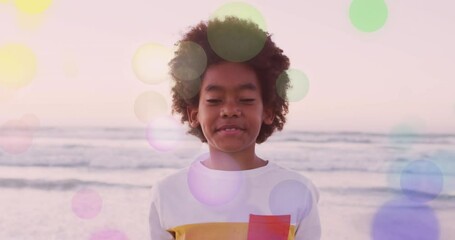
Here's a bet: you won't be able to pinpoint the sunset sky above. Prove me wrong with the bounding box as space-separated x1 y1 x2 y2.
1 0 454 133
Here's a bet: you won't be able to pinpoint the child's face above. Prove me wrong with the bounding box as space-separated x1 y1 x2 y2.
188 62 274 154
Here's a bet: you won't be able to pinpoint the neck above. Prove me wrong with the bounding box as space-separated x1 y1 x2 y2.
204 146 267 171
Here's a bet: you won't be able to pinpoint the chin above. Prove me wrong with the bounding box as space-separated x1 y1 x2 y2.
215 143 252 153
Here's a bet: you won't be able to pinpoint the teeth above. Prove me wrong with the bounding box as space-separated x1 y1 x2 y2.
223 128 238 131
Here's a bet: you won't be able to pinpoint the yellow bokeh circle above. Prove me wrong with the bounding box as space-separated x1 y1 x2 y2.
0 43 37 88
14 0 53 14
132 43 173 85
134 91 168 124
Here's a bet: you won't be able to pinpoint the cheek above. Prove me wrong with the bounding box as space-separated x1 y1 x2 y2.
252 115 265 127
197 111 213 130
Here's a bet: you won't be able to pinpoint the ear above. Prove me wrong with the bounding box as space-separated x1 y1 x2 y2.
187 106 200 128
263 107 274 125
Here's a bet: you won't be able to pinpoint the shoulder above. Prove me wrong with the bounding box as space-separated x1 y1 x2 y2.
153 167 189 193
268 161 316 185
267 162 320 201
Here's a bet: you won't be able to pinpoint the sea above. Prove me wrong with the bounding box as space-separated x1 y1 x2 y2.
0 127 454 239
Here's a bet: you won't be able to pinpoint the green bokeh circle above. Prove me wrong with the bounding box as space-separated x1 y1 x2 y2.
349 0 388 32
208 2 267 62
172 41 207 81
276 69 310 102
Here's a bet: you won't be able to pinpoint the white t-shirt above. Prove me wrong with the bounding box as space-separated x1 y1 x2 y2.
149 159 321 240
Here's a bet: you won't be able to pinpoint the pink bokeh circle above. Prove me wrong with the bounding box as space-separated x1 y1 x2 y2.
187 153 244 206
146 116 184 152
0 118 34 154
71 188 103 219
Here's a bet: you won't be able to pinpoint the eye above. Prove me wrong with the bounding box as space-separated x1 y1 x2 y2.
206 99 221 104
240 98 255 103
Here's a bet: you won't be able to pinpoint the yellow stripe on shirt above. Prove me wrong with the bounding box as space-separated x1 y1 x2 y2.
168 222 296 240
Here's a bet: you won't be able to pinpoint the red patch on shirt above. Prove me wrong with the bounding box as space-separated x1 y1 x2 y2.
247 214 291 240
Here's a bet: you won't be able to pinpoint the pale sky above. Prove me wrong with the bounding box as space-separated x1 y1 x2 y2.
1 0 454 133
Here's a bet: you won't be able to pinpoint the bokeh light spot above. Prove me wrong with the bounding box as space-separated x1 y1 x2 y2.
210 1 267 31
269 180 313 223
372 199 439 240
187 153 244 206
14 0 52 14
208 2 267 62
71 188 103 219
146 115 184 152
0 117 36 154
133 91 168 124
132 43 173 85
276 69 309 102
169 75 201 101
171 133 203 160
172 41 207 81
349 0 388 32
0 43 37 88
400 160 443 202
90 228 128 240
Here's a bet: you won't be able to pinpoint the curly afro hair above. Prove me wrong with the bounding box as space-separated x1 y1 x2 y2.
169 16 290 144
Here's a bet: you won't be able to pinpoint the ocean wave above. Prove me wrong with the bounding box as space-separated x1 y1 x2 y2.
321 186 455 202
22 127 455 143
0 161 179 170
0 178 150 191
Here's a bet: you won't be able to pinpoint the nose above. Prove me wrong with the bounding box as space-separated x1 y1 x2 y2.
220 101 241 118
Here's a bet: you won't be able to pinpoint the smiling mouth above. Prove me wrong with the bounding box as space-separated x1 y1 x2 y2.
219 128 242 132
216 128 244 136
216 126 245 132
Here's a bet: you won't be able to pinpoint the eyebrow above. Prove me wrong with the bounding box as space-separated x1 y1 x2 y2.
204 83 257 92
